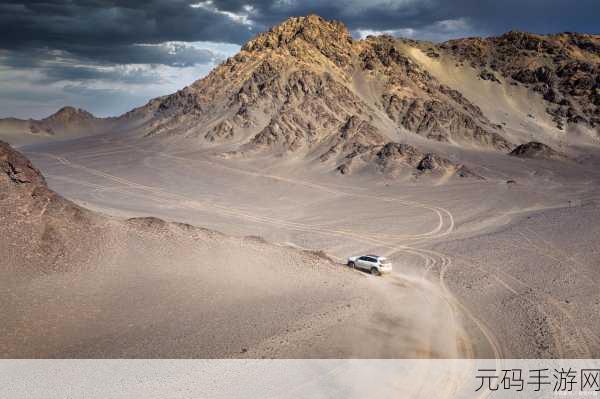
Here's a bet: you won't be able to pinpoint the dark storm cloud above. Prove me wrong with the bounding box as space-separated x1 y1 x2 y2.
0 0 254 53
208 0 600 39
1 0 598 66
39 65 163 85
1 43 217 67
0 0 245 96
0 87 58 103
0 45 216 85
91 43 218 67
424 0 600 37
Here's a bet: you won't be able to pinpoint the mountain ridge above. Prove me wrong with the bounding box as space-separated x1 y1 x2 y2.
438 30 600 130
1 15 597 178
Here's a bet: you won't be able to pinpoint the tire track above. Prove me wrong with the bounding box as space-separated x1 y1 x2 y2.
109 143 456 241
449 252 593 358
35 150 501 363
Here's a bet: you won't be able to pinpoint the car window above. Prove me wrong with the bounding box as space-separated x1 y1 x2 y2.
358 256 369 261
365 257 377 263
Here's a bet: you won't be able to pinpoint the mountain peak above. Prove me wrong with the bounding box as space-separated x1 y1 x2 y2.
44 106 95 123
241 15 352 54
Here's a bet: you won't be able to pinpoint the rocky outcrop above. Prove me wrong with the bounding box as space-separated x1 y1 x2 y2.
205 120 236 142
34 106 98 135
509 141 567 160
1 141 99 274
244 69 372 152
241 15 354 67
479 69 501 83
319 116 387 161
387 96 511 149
0 140 92 217
336 142 478 179
43 106 95 125
1 140 46 187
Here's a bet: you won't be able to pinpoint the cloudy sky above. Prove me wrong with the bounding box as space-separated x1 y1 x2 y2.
1 1 598 119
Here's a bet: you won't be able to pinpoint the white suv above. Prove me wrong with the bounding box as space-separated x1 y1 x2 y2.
347 255 392 275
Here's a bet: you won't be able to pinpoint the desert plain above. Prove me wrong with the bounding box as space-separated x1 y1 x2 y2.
1 15 599 361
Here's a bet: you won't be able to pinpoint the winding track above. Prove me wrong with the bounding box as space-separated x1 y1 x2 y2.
33 149 499 357
27 140 599 397
32 146 514 397
132 146 456 241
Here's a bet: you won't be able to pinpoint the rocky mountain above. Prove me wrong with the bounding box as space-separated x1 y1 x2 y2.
133 16 597 177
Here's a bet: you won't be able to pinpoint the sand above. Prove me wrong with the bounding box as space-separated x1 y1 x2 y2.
1 129 594 358
1 138 470 358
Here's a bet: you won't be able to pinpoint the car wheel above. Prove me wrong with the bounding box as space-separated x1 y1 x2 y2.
347 261 355 268
370 267 380 276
